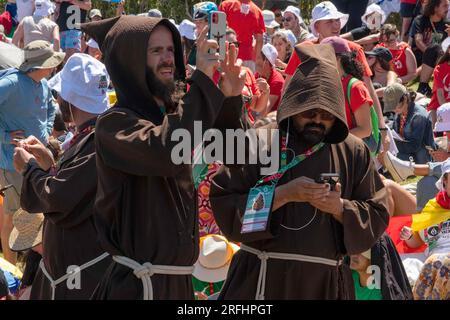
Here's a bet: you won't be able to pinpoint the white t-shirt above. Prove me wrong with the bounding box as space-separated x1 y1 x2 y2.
419 218 450 256
17 0 35 22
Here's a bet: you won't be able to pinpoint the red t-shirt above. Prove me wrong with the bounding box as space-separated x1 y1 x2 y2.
429 62 450 111
219 0 266 61
285 40 373 78
401 0 417 4
0 11 13 36
378 42 410 77
255 68 285 111
341 74 373 129
243 66 260 122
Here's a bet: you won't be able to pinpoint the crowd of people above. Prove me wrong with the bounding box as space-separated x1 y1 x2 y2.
0 0 449 300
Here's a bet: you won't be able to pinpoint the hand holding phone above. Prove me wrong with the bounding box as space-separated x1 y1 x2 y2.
315 173 340 191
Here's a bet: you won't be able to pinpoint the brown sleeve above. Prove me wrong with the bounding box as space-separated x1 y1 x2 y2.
20 138 98 228
96 70 239 177
341 142 389 255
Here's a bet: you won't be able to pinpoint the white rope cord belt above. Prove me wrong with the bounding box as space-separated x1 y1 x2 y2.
39 252 110 300
112 255 195 300
240 244 343 300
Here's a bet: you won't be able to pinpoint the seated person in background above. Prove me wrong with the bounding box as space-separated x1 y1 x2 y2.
8 209 43 300
341 3 386 47
383 83 437 164
384 103 450 211
350 234 413 300
428 37 450 127
400 158 450 300
350 250 383 300
378 24 418 85
366 47 397 97
271 30 293 74
255 43 285 114
322 37 374 141
409 0 450 97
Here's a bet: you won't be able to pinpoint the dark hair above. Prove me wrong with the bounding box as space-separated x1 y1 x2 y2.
379 23 399 42
53 108 67 132
437 50 450 64
338 51 364 80
400 90 417 104
423 0 444 17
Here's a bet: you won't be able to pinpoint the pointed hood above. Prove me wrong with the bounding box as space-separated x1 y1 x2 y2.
277 44 348 144
81 16 185 123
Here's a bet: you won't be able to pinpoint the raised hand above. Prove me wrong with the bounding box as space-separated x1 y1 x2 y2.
218 43 246 97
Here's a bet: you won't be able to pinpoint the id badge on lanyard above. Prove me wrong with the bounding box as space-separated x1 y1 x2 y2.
240 132 325 234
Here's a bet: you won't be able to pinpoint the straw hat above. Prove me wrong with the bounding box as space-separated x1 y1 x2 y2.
19 40 65 72
193 234 240 283
9 209 44 252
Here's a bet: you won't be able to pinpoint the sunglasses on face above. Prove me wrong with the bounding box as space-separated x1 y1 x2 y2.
300 109 336 120
282 17 293 22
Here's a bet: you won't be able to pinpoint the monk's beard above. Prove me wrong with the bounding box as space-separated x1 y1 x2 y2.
298 123 326 146
145 65 186 113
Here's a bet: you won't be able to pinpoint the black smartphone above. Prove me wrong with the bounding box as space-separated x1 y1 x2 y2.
315 173 340 191
0 184 13 193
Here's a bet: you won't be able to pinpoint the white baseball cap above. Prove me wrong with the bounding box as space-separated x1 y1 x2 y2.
442 37 450 52
86 38 99 49
179 19 196 40
311 1 349 37
34 0 54 17
262 10 280 29
89 8 102 19
282 5 304 25
48 53 109 115
281 29 297 48
147 8 162 18
434 102 450 132
261 43 278 66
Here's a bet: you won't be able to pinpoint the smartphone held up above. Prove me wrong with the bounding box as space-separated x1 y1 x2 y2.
208 11 227 61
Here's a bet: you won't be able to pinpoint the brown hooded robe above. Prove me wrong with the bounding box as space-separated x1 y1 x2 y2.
81 16 244 300
20 119 112 300
209 45 390 300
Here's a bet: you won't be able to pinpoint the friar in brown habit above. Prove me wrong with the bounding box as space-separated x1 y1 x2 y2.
81 15 246 300
13 54 112 300
209 44 390 300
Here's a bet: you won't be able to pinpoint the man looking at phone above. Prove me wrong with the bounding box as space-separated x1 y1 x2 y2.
81 15 246 300
219 0 266 73
0 40 62 265
210 44 389 299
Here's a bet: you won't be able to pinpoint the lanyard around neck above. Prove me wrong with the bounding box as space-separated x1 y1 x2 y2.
255 130 325 187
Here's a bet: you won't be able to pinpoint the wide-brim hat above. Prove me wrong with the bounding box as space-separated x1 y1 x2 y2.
311 2 349 37
19 40 65 72
193 234 240 283
362 3 386 26
48 53 109 115
9 209 44 252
